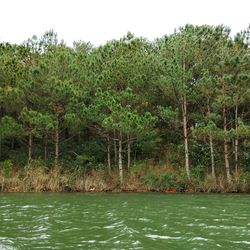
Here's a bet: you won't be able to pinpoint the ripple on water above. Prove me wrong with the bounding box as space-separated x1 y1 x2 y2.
0 204 11 208
145 234 182 240
193 206 207 209
60 227 81 233
120 225 139 234
3 218 14 221
32 225 48 232
81 240 96 243
213 218 228 221
17 234 49 241
0 238 15 247
0 194 249 249
104 221 124 229
188 237 211 241
142 227 157 232
17 205 39 209
0 245 16 250
138 217 151 222
231 240 250 245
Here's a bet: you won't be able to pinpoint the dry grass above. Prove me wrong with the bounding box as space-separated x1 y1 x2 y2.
0 164 249 193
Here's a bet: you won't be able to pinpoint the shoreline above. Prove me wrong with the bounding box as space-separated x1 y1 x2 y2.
1 189 249 194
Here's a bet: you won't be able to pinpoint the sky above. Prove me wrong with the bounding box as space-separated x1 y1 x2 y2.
0 0 249 46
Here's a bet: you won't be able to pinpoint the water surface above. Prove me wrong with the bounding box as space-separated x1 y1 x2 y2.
0 193 249 249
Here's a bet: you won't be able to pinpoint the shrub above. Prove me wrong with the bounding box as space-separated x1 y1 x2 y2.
176 171 191 192
141 172 176 191
191 164 205 181
2 160 13 178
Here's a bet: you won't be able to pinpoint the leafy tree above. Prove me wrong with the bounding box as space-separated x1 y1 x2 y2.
158 25 205 179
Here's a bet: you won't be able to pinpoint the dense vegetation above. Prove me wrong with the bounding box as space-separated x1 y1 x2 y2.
1 25 250 192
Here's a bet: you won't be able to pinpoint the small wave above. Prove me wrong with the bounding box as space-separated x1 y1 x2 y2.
104 221 124 229
60 227 81 233
32 225 48 232
209 232 221 236
132 240 141 245
187 223 195 226
17 234 49 240
205 225 218 229
18 205 38 209
188 237 210 241
36 215 49 220
198 223 207 226
213 218 228 222
3 218 14 221
0 205 11 208
81 240 96 243
0 245 16 250
145 234 181 240
142 227 157 232
43 205 54 208
231 240 250 245
203 224 247 230
122 202 128 207
219 225 246 230
0 237 15 250
138 218 151 222
121 226 139 234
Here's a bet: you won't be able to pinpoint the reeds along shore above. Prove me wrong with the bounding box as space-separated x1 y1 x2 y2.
1 164 249 193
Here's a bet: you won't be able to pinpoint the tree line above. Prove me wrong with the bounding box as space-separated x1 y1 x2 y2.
0 25 250 185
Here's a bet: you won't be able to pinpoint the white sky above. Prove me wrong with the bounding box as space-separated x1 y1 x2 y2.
0 0 249 46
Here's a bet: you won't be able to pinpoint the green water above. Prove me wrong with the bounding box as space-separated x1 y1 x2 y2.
0 193 249 250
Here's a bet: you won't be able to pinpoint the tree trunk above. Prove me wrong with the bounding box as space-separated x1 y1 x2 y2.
0 136 2 160
107 135 111 175
208 106 216 179
55 122 59 167
114 130 117 165
182 96 190 179
209 135 216 179
0 105 2 158
223 106 231 183
234 104 239 174
28 129 33 163
118 131 123 185
127 135 131 169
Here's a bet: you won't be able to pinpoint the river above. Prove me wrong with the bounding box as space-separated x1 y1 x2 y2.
0 193 249 249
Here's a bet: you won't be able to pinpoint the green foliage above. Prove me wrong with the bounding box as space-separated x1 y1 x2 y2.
0 26 250 190
176 172 191 192
1 160 13 177
75 154 95 169
189 141 210 169
0 116 22 138
190 165 206 181
141 172 176 191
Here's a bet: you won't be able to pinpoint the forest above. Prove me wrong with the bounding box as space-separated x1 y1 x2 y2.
0 25 250 192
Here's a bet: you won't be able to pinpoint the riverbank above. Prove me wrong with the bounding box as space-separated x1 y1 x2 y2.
1 163 250 193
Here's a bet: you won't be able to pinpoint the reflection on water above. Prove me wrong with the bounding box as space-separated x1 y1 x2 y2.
0 193 249 249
